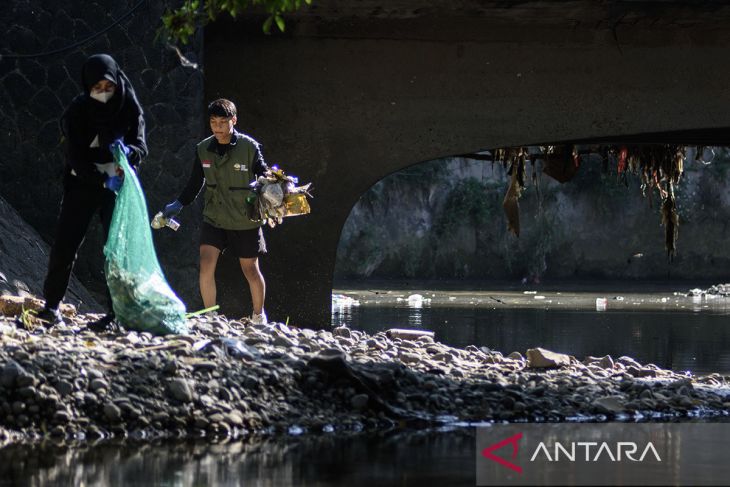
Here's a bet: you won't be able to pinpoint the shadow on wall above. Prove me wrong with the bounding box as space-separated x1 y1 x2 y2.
0 196 99 311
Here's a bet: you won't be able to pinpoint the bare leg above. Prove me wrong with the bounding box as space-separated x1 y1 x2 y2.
240 257 265 315
199 244 221 308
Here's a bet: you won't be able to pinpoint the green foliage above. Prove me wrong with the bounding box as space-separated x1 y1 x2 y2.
435 178 501 235
162 0 313 44
562 156 637 217
19 307 39 331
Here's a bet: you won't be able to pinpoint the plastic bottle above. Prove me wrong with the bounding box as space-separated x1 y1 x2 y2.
151 212 180 231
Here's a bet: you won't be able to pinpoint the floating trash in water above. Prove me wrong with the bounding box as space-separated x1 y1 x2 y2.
405 294 431 308
534 295 546 300
613 296 625 301
523 291 537 295
596 297 608 311
661 297 668 303
288 425 304 436
448 296 456 301
332 294 360 307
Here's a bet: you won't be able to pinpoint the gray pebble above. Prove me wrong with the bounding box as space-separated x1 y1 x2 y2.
89 379 109 392
350 394 369 411
103 403 121 422
167 378 194 403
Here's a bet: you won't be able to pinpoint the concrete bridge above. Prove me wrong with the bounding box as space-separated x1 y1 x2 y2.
204 0 730 328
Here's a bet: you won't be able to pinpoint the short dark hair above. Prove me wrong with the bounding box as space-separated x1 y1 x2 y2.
208 98 237 118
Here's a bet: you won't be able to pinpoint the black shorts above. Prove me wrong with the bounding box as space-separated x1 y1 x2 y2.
200 222 267 258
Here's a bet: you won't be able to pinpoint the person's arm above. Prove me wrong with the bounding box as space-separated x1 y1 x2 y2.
62 100 105 186
252 143 269 178
123 106 147 170
177 153 205 206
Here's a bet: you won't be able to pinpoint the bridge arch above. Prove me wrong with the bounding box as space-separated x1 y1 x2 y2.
204 2 730 327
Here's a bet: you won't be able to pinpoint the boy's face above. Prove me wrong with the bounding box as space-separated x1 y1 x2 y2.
210 115 236 143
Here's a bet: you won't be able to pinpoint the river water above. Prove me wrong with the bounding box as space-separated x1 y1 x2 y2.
3 282 730 486
0 429 478 486
333 281 730 376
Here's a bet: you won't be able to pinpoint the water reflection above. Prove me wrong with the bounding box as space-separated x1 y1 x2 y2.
332 288 730 375
0 429 476 487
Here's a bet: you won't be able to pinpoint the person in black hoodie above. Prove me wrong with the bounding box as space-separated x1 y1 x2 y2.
35 54 147 331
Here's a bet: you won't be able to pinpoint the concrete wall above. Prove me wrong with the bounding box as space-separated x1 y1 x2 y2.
205 2 730 327
0 0 205 310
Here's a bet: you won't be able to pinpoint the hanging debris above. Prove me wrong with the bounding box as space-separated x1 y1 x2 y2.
501 147 527 236
541 145 580 183
473 143 704 259
661 181 679 260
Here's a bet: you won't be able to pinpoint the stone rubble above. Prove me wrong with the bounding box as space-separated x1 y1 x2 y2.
1 312 729 445
689 284 730 297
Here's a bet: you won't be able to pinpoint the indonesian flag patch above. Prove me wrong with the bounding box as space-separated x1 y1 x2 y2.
202 160 212 168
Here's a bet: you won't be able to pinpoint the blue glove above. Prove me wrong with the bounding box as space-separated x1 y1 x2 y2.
110 139 130 156
104 175 123 192
162 200 183 219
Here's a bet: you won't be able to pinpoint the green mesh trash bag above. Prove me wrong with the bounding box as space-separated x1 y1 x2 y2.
103 145 188 335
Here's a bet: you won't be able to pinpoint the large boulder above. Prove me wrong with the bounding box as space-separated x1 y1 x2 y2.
526 347 572 368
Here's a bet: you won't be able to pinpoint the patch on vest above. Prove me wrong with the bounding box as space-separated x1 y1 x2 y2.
202 160 212 168
233 164 248 172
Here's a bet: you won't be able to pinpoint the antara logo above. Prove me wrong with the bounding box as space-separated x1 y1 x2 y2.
482 433 662 473
481 433 524 473
529 441 662 462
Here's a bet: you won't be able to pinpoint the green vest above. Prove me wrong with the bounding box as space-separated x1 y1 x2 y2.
197 132 262 230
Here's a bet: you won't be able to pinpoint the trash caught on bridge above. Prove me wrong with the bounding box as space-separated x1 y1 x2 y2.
248 165 312 227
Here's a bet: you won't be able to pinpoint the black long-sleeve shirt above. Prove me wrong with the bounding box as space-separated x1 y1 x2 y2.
178 133 268 206
62 94 147 186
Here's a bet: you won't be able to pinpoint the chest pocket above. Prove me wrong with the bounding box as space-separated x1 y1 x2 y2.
226 143 254 191
200 157 219 209
223 145 254 221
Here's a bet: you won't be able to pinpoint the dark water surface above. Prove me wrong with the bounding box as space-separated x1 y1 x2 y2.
0 430 476 487
332 282 730 376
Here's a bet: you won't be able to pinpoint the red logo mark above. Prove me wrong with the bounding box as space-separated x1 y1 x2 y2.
481 433 523 474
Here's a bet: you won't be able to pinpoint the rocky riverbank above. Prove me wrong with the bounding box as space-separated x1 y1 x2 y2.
689 283 730 297
1 312 729 445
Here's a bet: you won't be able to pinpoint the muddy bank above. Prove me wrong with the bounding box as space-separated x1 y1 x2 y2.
0 313 729 445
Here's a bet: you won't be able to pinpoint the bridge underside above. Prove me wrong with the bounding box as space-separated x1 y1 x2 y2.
204 1 730 328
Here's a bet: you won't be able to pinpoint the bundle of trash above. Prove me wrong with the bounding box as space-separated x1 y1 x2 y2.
249 166 312 227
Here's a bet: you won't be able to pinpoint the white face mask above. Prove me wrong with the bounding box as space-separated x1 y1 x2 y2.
90 89 114 103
